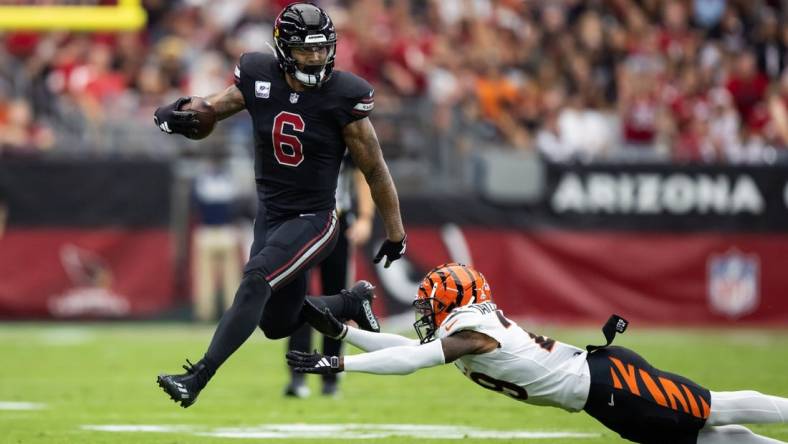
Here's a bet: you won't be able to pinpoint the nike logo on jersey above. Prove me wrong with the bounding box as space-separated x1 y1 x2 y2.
608 393 615 407
444 319 459 331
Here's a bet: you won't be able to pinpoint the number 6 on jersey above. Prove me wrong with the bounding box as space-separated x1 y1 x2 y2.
272 111 305 167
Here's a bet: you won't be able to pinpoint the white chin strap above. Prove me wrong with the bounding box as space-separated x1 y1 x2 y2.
294 67 326 86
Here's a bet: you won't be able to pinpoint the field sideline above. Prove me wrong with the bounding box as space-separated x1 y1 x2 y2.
1 323 787 443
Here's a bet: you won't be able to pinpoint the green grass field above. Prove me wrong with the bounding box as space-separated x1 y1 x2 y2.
1 323 787 443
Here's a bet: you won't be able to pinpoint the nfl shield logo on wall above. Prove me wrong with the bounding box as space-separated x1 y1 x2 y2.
707 250 760 319
289 93 299 104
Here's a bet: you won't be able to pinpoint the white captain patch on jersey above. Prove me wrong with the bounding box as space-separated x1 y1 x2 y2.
437 303 591 413
255 81 271 99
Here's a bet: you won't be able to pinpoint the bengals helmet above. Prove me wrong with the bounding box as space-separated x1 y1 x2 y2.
413 263 492 343
273 3 337 87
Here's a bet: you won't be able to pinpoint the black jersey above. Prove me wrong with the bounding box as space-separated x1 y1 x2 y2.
234 52 374 218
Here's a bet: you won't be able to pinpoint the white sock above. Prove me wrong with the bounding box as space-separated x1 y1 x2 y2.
708 391 788 426
697 425 786 444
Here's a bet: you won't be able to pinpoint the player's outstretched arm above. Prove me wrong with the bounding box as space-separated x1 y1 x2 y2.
344 325 420 351
204 85 246 121
302 302 417 351
344 118 406 268
286 330 498 375
287 339 444 375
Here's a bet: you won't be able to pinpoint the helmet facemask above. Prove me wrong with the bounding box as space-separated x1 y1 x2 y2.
412 284 449 344
293 42 335 87
273 3 337 88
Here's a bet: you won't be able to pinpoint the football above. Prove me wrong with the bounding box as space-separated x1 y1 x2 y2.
179 97 217 140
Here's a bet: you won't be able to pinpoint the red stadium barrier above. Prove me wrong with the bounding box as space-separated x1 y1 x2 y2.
0 228 175 319
357 227 788 325
0 159 177 319
358 162 788 325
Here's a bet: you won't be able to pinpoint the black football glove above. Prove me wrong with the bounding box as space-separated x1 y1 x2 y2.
373 234 406 268
286 350 343 375
302 301 347 339
153 96 200 136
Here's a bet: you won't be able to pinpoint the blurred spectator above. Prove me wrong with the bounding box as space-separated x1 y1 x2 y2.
752 9 786 80
726 50 769 128
619 62 663 154
692 0 726 29
707 87 742 161
0 0 785 168
768 70 788 150
0 97 54 155
190 154 243 322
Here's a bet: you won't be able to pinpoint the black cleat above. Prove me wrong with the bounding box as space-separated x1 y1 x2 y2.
322 379 339 397
283 382 311 398
157 359 213 408
342 280 380 333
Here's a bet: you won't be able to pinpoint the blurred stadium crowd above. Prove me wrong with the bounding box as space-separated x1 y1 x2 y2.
0 0 787 166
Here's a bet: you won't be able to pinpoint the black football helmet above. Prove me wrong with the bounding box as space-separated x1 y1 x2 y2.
273 3 337 87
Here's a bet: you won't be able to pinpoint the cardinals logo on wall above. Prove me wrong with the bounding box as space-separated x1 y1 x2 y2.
47 244 130 318
707 249 760 319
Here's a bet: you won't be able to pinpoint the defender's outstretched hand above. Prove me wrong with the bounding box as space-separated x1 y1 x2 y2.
302 301 348 339
154 96 199 136
373 234 407 268
286 350 343 375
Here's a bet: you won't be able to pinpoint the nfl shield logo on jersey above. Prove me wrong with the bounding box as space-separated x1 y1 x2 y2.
289 93 299 104
707 250 760 318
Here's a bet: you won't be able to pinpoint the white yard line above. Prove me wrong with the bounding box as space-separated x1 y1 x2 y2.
0 402 46 410
82 423 599 440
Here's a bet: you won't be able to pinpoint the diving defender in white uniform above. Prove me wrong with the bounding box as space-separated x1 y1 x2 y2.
288 263 788 444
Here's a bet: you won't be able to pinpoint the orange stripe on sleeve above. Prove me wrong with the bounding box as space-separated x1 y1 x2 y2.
681 384 702 418
658 377 689 413
609 357 640 396
700 395 711 419
610 367 623 389
638 369 668 407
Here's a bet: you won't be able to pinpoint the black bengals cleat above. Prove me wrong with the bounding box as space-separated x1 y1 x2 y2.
157 359 213 408
342 280 380 333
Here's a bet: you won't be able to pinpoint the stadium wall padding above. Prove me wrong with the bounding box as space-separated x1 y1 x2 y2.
0 159 175 319
356 228 788 325
358 162 788 325
2 159 787 323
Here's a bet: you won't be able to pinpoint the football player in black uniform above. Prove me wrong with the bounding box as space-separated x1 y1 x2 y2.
153 3 406 408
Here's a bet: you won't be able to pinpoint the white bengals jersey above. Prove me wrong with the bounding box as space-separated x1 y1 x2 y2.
436 302 590 412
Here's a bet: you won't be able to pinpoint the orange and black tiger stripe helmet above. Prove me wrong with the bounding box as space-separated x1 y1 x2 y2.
412 263 492 343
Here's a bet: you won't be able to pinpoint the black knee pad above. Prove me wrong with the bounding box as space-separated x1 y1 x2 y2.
259 303 301 340
260 323 291 340
234 271 270 306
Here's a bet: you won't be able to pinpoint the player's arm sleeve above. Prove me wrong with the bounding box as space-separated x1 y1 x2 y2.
344 325 420 352
233 53 255 108
343 339 445 375
335 76 375 127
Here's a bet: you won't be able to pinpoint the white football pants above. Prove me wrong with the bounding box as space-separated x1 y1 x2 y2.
697 391 788 444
